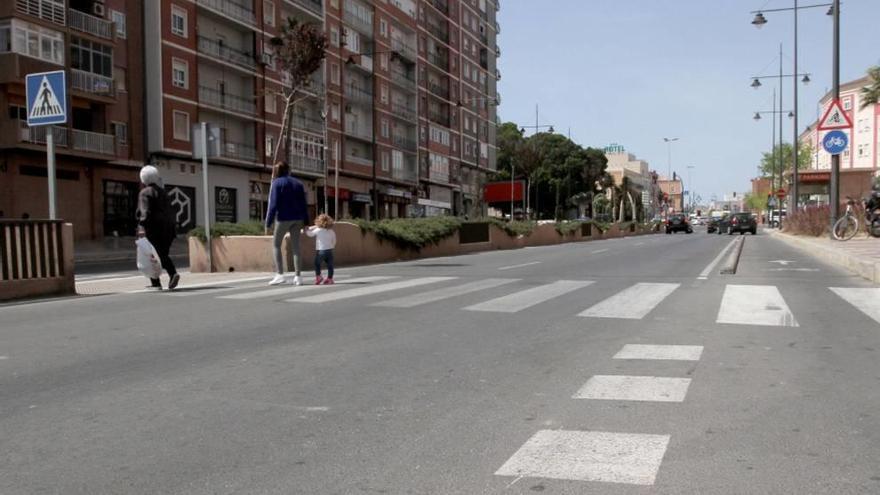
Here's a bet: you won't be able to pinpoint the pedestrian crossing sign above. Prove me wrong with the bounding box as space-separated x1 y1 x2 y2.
816 98 853 131
26 70 67 126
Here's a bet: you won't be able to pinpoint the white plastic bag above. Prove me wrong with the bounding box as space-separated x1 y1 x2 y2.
136 237 163 280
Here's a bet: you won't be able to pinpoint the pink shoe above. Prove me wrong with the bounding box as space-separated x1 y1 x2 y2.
315 276 324 285
323 278 334 285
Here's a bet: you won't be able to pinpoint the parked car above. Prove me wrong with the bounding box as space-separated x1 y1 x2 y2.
707 215 723 234
726 212 758 235
666 214 693 234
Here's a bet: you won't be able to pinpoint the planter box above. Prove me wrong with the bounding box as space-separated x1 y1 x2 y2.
459 222 490 244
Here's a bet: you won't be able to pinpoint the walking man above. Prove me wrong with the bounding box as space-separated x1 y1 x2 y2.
266 161 309 286
137 165 179 290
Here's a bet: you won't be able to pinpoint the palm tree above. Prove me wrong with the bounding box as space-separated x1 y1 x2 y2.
861 66 880 109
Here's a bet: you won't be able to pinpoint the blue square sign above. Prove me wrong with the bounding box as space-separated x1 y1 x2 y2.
26 70 67 126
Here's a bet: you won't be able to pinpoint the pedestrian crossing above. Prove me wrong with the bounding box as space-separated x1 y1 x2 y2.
167 275 880 327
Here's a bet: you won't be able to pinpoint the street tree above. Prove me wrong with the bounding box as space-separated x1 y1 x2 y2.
270 18 328 164
759 142 813 178
861 66 880 109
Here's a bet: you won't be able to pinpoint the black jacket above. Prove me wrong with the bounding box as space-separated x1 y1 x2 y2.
137 184 176 237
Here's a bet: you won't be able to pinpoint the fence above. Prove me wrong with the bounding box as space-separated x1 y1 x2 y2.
0 220 75 301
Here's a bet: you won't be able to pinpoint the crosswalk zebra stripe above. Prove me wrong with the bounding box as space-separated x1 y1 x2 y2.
463 280 594 313
830 287 880 324
285 277 456 304
218 276 398 300
578 283 680 319
573 375 692 402
716 285 799 327
372 278 518 308
613 344 704 361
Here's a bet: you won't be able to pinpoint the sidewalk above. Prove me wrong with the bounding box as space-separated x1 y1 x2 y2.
75 271 274 296
75 236 188 264
772 231 880 284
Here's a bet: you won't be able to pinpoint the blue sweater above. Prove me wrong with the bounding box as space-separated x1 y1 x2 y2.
265 175 309 227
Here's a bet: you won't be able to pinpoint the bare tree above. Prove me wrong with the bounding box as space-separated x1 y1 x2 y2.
270 18 328 164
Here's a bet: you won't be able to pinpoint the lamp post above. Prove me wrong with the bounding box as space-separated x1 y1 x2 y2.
753 90 794 227
751 0 835 214
686 165 695 214
517 105 554 219
662 137 679 218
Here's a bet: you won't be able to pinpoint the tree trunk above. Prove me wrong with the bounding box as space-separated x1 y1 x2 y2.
627 191 636 222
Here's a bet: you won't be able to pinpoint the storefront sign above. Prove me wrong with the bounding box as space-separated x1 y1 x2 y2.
351 193 373 204
417 198 451 209
326 187 351 200
384 187 412 199
215 186 237 223
166 184 196 231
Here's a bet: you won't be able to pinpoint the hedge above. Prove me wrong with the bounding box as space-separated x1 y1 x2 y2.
189 221 265 242
351 216 463 250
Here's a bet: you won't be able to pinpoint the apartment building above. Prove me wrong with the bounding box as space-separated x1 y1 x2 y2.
797 75 880 205
327 0 499 219
0 0 144 240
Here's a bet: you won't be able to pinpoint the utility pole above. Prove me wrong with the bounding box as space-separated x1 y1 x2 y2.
829 0 841 237
777 42 784 229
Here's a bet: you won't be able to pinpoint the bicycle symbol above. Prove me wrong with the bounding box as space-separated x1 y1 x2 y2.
826 136 845 147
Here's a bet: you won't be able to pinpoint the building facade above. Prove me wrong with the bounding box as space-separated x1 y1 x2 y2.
2 0 500 241
0 0 145 240
603 144 658 219
657 176 683 214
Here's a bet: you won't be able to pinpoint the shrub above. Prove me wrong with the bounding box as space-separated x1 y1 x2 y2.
590 220 611 233
487 218 536 237
783 205 831 236
189 221 265 242
554 221 583 236
351 216 462 250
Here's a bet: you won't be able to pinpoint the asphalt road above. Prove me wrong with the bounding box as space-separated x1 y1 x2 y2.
2 228 880 494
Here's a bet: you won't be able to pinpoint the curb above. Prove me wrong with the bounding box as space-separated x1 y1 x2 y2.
720 236 745 275
772 232 880 284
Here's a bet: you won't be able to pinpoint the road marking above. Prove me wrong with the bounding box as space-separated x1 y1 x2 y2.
219 276 398 300
768 260 795 266
634 242 645 246
697 238 739 280
573 375 691 402
498 261 542 271
764 268 819 272
613 344 704 361
830 288 880 324
579 283 679 319
286 277 455 303
495 430 670 485
169 274 355 297
373 278 518 308
464 280 593 313
716 285 799 327
591 249 609 254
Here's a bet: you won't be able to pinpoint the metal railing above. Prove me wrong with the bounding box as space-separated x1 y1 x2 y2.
392 133 417 150
392 165 418 183
0 220 67 282
426 21 449 43
71 128 115 155
198 36 256 70
17 121 68 147
68 8 114 39
344 84 373 105
290 154 325 175
343 5 373 37
427 51 448 70
70 69 114 96
291 114 325 134
428 110 450 127
199 85 257 115
346 154 373 166
344 124 373 142
390 102 417 123
429 169 450 183
428 81 449 99
197 0 256 26
390 67 416 91
391 38 417 62
219 141 257 161
17 0 66 25
287 0 323 16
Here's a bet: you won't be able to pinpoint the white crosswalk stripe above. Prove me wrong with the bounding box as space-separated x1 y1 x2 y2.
372 278 518 308
463 280 594 313
716 284 798 327
285 277 456 304
573 375 692 402
218 276 398 300
614 344 704 361
830 287 880 324
578 283 680 319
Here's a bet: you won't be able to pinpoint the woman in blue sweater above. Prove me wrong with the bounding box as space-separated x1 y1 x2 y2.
265 161 310 285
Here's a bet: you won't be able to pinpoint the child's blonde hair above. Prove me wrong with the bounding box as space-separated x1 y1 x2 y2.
315 213 334 229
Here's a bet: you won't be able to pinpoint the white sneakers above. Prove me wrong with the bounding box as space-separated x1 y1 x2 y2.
268 274 303 286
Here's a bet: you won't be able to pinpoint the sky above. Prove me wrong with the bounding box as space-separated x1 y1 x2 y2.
496 0 880 202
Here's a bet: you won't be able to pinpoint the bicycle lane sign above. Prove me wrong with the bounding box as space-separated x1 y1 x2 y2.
822 130 848 155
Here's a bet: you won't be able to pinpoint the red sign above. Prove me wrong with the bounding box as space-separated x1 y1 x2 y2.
483 181 524 203
326 187 350 200
817 99 854 130
776 188 786 199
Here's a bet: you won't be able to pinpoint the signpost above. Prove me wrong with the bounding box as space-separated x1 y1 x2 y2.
817 99 854 131
25 70 67 220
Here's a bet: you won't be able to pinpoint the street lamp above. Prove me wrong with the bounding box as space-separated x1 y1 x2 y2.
515 104 555 219
750 0 834 215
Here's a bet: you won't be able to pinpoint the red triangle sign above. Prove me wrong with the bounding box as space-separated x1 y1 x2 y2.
817 99 854 130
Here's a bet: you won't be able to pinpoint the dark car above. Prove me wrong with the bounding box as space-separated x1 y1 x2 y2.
707 216 722 234
719 212 757 235
666 214 692 234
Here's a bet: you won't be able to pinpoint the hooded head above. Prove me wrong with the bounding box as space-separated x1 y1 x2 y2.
139 165 163 187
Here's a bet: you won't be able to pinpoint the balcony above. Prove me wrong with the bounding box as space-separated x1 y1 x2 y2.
290 154 325 175
428 110 450 127
287 0 323 17
390 102 417 123
429 168 450 184
199 85 257 116
392 165 417 183
68 8 114 40
344 124 373 142
344 84 373 106
291 114 325 134
391 38 417 63
219 140 257 162
346 153 373 167
390 66 416 92
427 51 448 71
428 81 449 99
425 21 449 43
430 0 448 15
197 0 256 27
17 0 66 25
343 5 373 37
71 128 115 156
198 36 256 71
392 133 417 151
70 69 114 97
16 121 67 148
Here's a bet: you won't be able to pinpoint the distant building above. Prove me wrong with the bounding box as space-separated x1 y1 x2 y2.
657 176 683 214
603 143 659 217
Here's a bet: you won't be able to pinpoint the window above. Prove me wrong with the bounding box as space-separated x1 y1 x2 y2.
109 10 127 39
171 5 187 38
0 19 64 65
429 125 449 146
331 103 340 122
343 27 360 53
380 53 388 70
843 99 852 111
480 142 488 159
173 111 190 141
429 153 449 174
330 27 340 47
392 150 404 171
381 84 389 104
262 41 275 69
112 122 128 145
8 105 26 120
331 63 339 85
381 119 389 138
264 1 276 26
265 92 276 114
171 58 188 88
382 152 390 171
331 0 339 8
71 36 113 76
114 67 127 91
266 135 275 157
380 19 388 37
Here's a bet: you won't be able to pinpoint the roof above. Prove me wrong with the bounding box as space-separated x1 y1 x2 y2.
818 75 872 104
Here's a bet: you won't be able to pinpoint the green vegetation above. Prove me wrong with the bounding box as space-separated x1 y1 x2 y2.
554 221 584 236
351 216 463 250
189 221 265 242
487 218 536 237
